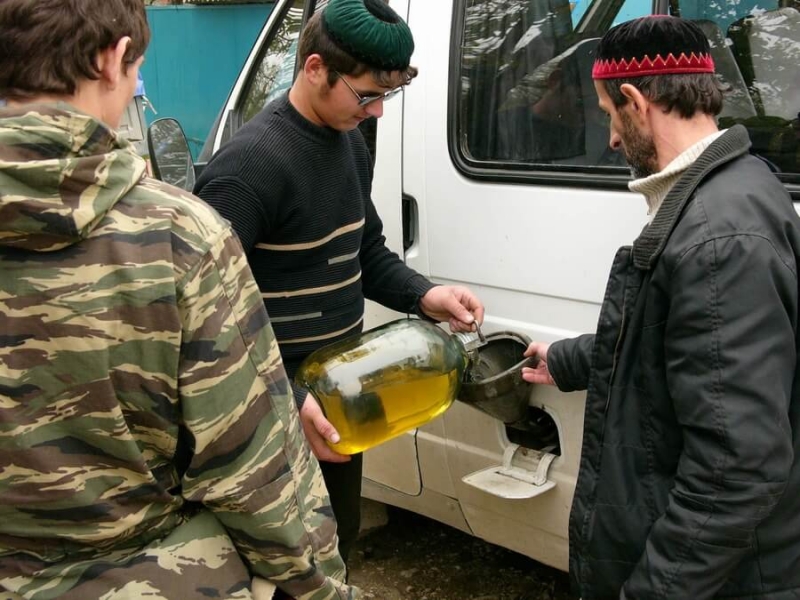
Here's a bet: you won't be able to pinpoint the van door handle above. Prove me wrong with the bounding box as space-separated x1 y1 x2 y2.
402 193 418 253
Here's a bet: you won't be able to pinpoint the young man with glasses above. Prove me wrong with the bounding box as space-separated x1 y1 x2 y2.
195 0 484 568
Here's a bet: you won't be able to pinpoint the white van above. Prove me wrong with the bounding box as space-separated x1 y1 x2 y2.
194 0 800 572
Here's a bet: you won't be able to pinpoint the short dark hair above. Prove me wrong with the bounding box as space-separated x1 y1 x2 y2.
596 16 724 118
601 73 724 119
0 0 150 101
298 11 418 88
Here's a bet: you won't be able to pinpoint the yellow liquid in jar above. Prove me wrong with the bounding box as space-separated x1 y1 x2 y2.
316 367 459 454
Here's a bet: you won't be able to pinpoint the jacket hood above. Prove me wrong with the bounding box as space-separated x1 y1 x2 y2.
0 103 146 252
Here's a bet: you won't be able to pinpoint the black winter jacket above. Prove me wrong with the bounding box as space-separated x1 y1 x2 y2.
549 126 800 600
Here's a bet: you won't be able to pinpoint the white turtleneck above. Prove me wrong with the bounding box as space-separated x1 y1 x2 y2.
629 130 726 222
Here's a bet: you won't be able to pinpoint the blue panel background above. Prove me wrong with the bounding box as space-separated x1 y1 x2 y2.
142 4 274 158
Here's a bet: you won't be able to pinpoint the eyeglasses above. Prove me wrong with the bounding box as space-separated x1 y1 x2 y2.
334 71 404 107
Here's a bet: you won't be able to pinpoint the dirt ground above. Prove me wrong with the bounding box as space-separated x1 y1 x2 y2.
348 505 575 600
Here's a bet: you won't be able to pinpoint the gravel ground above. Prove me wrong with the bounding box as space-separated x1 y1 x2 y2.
348 505 575 600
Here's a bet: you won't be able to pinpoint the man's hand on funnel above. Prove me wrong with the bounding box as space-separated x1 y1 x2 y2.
521 342 555 386
419 285 485 333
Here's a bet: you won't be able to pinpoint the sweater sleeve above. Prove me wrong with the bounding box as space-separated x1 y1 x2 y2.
292 381 310 411
621 234 794 600
194 175 269 253
360 194 435 314
177 227 353 600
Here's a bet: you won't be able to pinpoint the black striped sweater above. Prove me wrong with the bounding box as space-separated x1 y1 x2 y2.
195 93 434 406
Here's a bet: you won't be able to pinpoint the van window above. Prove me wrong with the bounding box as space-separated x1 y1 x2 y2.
453 0 800 184
677 1 799 179
455 0 645 172
240 0 305 124
570 0 651 28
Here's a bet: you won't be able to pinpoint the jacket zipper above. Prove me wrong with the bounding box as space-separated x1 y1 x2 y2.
605 253 631 414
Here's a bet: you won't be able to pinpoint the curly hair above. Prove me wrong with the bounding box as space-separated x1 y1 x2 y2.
601 73 724 119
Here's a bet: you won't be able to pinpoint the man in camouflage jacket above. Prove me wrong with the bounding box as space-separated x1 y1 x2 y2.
0 1 356 599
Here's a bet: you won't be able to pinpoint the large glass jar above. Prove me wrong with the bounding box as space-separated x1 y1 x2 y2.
294 319 474 454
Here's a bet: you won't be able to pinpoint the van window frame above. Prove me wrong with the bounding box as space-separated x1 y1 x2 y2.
228 0 309 137
447 0 638 191
447 0 800 199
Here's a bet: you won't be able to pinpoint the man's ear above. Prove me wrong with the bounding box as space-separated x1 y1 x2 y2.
619 82 650 122
96 37 132 89
302 53 328 87
619 83 651 122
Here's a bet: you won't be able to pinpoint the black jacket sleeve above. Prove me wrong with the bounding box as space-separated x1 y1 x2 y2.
548 334 595 392
360 195 435 314
621 234 794 599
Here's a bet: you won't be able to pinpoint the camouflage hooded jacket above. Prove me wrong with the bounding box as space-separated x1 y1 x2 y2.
0 104 355 600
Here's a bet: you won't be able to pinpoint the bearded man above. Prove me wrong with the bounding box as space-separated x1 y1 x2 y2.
523 15 800 600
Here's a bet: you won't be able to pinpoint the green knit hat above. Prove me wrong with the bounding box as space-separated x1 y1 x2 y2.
322 0 414 71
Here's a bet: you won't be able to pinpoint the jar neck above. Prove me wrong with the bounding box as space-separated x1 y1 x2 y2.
452 331 482 353
452 331 483 374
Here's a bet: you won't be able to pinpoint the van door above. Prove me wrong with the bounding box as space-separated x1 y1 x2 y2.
360 0 428 497
402 0 647 571
401 0 799 571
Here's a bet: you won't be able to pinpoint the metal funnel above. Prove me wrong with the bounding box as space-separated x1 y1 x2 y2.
458 331 535 425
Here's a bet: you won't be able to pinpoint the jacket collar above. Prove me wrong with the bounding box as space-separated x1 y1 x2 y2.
632 125 751 270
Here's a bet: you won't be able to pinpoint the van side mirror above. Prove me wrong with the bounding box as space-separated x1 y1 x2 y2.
147 118 196 192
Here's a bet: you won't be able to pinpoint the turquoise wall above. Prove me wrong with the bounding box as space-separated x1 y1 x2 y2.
142 4 274 158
